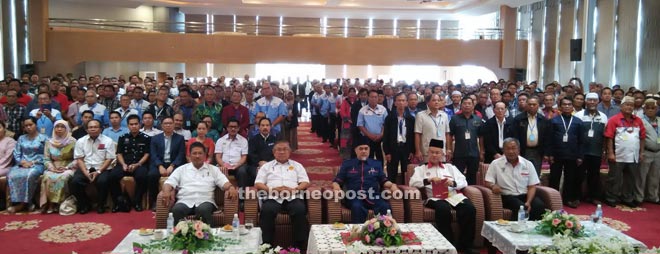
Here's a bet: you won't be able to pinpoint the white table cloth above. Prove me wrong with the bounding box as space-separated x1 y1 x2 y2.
111 228 262 254
307 223 458 254
481 221 646 254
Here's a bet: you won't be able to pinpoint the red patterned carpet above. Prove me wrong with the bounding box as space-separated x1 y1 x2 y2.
291 122 342 188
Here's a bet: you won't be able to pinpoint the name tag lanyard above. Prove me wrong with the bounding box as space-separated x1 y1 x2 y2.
560 116 573 142
431 114 443 138
528 118 537 141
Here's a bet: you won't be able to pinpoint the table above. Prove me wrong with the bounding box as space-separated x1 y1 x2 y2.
307 223 457 254
111 227 262 254
481 221 647 254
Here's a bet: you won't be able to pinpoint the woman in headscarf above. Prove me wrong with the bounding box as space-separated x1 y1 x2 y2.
0 121 17 176
39 120 76 213
7 117 48 213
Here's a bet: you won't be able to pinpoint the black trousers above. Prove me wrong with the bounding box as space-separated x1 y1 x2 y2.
581 155 602 200
326 113 337 144
121 164 160 207
368 139 384 162
426 199 476 251
550 158 581 202
387 143 410 184
235 165 255 188
453 156 479 185
501 193 545 221
260 199 308 247
172 202 215 226
70 167 123 209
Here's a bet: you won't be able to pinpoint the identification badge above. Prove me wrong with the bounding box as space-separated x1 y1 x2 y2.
288 166 294 171
40 127 46 134
465 131 471 140
657 137 660 144
529 134 535 141
437 128 442 138
588 129 594 137
621 134 629 141
563 134 568 142
186 120 191 127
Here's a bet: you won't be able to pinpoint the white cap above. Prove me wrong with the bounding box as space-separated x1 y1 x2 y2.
451 91 462 96
585 93 599 100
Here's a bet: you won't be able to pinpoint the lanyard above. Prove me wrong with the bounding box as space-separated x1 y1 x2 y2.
497 118 505 148
560 115 574 135
527 116 537 132
620 118 634 132
430 112 442 137
644 116 659 136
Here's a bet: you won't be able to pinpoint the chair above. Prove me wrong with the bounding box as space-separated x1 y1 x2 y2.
473 163 563 221
244 186 322 248
155 186 238 229
321 186 405 225
400 164 486 247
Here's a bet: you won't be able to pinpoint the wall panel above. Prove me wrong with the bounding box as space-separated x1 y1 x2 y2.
638 0 660 92
594 0 615 86
614 0 639 86
557 0 576 84
528 1 545 82
542 0 559 85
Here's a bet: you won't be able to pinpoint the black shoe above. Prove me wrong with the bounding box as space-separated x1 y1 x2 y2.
79 206 89 214
632 200 642 207
97 207 106 214
621 201 636 208
603 200 617 207
134 204 143 212
111 206 120 213
566 201 579 208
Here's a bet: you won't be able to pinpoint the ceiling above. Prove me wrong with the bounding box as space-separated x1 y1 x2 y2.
55 0 540 19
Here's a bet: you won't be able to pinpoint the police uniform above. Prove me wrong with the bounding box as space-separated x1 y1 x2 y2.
116 131 158 209
333 158 391 223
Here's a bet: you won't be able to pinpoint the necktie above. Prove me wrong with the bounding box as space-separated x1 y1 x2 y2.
398 119 403 136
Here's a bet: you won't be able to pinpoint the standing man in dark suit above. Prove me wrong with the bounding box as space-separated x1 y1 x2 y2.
480 101 513 163
383 92 415 184
509 96 551 176
150 117 186 177
246 118 277 186
350 88 369 158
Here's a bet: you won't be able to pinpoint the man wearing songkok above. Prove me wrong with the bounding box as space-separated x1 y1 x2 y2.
409 139 477 254
332 138 399 223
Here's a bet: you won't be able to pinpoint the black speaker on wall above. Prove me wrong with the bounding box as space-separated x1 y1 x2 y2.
515 69 527 81
570 39 582 61
20 64 35 76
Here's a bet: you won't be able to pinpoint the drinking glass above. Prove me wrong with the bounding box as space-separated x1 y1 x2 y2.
590 213 601 231
245 219 254 231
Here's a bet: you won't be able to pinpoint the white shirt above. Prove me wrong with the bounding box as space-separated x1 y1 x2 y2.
114 106 138 120
165 162 230 208
214 134 248 166
131 99 150 113
79 103 107 119
414 110 450 161
174 129 192 140
255 159 310 203
74 134 116 170
409 163 468 202
140 127 163 137
485 156 540 196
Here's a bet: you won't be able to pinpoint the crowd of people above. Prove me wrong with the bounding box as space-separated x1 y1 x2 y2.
0 72 658 252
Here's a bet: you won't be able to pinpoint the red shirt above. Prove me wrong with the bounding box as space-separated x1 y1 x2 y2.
51 92 71 113
604 113 645 163
220 104 249 137
0 93 32 106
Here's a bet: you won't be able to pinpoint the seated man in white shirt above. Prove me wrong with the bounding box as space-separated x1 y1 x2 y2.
254 141 309 248
160 142 238 226
409 139 477 254
70 119 118 214
485 137 546 221
214 118 248 187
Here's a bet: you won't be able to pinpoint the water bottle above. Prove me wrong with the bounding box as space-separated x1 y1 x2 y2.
386 209 392 218
232 213 240 239
517 205 526 222
595 204 603 223
166 213 174 234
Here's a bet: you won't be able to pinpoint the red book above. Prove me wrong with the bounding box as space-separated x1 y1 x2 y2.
431 179 449 199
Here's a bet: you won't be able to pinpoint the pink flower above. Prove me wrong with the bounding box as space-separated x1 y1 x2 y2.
389 228 397 236
195 230 204 239
565 220 574 229
194 221 203 231
279 249 288 254
383 219 392 227
365 234 371 243
133 247 143 253
552 218 561 226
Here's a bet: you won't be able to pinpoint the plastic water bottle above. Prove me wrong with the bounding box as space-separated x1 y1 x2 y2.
595 204 603 223
386 209 392 218
232 213 240 239
166 213 174 234
517 205 526 222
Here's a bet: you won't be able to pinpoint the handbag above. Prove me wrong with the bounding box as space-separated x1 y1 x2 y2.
59 196 77 216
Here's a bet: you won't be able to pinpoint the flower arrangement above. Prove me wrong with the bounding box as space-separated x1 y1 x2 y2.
535 210 585 237
530 234 642 254
357 214 403 247
133 220 240 254
256 243 301 254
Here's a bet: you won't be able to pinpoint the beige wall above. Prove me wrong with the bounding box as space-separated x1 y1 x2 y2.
36 30 523 79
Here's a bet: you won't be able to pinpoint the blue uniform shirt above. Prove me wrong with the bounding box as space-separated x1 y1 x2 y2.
333 158 388 201
102 126 129 143
357 104 388 136
255 96 288 134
